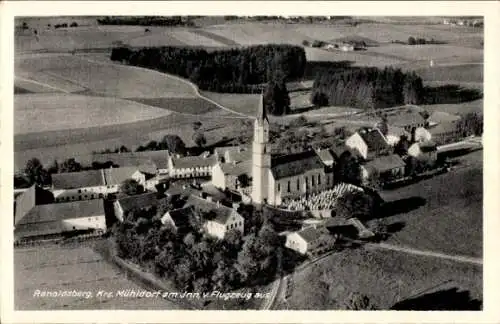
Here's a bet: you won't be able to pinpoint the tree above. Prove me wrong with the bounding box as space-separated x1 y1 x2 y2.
263 80 290 116
24 158 50 186
192 131 207 147
60 158 82 173
160 134 186 154
120 178 144 196
343 292 378 310
302 39 310 47
192 121 202 131
407 36 417 45
336 191 374 221
47 160 59 174
394 135 410 156
335 151 362 186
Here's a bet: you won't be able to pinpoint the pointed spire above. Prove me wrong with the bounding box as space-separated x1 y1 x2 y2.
256 89 267 123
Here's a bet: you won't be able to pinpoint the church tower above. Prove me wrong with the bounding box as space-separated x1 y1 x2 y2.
251 92 271 204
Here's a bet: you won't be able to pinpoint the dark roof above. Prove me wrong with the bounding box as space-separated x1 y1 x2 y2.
91 151 170 172
357 128 390 153
295 226 327 243
386 110 426 127
166 207 194 228
14 199 105 239
16 199 105 227
116 192 159 213
419 140 438 152
52 170 105 189
271 150 325 180
14 185 37 225
364 154 406 173
183 194 239 225
219 160 252 177
170 155 216 169
103 167 140 185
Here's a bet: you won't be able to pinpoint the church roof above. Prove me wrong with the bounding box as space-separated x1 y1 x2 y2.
271 151 325 180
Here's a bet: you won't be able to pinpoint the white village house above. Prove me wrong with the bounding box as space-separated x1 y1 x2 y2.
51 167 146 202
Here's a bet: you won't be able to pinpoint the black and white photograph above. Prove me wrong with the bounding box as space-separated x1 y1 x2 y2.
2 1 498 322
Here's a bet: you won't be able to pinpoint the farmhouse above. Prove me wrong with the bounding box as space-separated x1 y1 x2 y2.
315 148 336 168
113 192 159 222
346 128 392 161
14 199 106 241
14 185 54 225
385 109 427 132
284 226 332 255
183 194 244 239
212 160 252 191
385 126 410 146
427 121 462 145
361 154 406 184
214 146 251 163
91 150 171 175
161 206 194 234
51 167 146 202
168 153 217 179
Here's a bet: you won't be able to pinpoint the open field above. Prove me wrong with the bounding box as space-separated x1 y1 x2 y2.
280 246 481 310
369 44 483 63
413 64 483 83
377 150 482 258
304 47 405 67
200 91 261 116
15 94 173 135
129 97 218 115
16 54 198 98
15 243 181 310
421 99 483 115
205 22 483 47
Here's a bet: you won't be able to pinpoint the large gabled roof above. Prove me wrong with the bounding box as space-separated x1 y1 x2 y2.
116 192 159 214
170 154 217 169
103 167 141 186
357 128 390 153
271 150 325 180
166 206 194 228
363 154 406 173
52 170 105 189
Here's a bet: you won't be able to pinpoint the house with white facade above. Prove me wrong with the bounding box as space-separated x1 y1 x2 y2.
14 199 106 241
346 128 392 160
183 194 244 239
285 226 333 255
211 160 252 192
168 153 217 179
161 206 194 234
51 167 145 202
114 192 159 222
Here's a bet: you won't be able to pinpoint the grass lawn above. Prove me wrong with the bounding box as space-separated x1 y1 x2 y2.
281 246 482 310
16 54 198 98
413 64 483 83
15 94 173 135
128 97 219 115
201 91 261 116
376 151 483 258
15 242 181 310
421 99 483 115
304 47 405 67
370 44 482 63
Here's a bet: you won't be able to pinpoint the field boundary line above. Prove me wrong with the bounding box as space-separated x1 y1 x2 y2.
364 242 483 265
15 76 71 94
77 55 253 118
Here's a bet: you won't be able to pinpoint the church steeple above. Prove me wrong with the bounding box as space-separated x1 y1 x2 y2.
256 90 268 124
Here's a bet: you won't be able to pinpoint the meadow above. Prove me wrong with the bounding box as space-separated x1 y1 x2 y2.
280 246 482 310
377 150 483 258
14 94 173 135
15 243 181 310
16 54 198 98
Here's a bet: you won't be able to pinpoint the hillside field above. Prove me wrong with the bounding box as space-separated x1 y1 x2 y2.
14 94 173 135
15 243 181 310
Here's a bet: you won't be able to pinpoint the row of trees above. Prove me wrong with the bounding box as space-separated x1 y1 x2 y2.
311 67 425 109
97 16 194 27
114 202 281 293
110 45 306 94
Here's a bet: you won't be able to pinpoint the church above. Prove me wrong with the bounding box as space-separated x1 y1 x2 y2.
212 95 335 206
